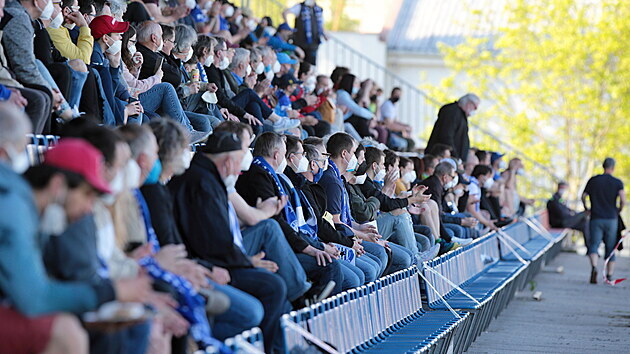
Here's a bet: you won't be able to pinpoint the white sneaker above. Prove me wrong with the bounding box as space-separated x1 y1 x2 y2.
451 237 473 246
418 244 440 263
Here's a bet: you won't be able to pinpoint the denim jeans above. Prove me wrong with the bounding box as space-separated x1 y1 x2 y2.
297 254 343 296
65 62 88 109
241 219 310 301
386 242 415 274
185 111 213 133
211 281 264 340
377 212 420 257
228 268 291 353
444 223 465 239
206 104 225 128
355 256 379 283
139 82 193 131
362 241 388 278
340 260 364 288
588 218 618 261
414 224 435 244
415 233 432 253
231 88 273 121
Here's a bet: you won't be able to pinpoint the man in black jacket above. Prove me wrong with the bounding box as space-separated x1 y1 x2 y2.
426 93 480 162
168 131 290 353
136 21 180 88
236 132 343 295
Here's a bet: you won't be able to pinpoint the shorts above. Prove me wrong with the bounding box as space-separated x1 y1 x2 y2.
0 305 55 353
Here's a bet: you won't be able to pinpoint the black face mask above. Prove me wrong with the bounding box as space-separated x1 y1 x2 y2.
391 97 400 103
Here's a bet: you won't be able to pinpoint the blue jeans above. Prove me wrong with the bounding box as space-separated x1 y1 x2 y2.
377 212 420 257
231 88 271 136
588 218 618 261
387 242 415 274
444 223 465 239
355 256 379 283
362 241 388 277
241 219 310 301
185 111 213 133
138 82 194 131
228 268 291 353
415 233 432 253
340 260 364 289
211 282 264 340
297 254 344 296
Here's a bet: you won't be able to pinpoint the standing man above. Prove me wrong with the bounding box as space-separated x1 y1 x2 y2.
425 93 480 162
283 0 327 66
582 158 626 284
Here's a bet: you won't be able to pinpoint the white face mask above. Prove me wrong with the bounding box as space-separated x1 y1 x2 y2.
6 145 30 174
354 174 367 185
483 177 494 189
204 55 214 67
345 153 358 172
40 0 54 20
516 168 525 176
40 203 67 236
63 22 76 30
444 174 459 190
106 39 123 55
305 0 315 6
265 68 275 81
468 109 476 117
255 62 265 75
292 155 309 173
276 157 287 174
402 171 417 184
129 44 137 56
247 19 257 31
124 159 142 189
245 64 252 76
185 0 196 9
173 150 192 176
241 149 253 171
183 49 193 62
374 168 386 182
157 38 164 52
218 56 230 70
235 15 243 25
223 174 237 192
49 12 63 29
108 169 125 196
454 188 464 197
224 5 235 17
272 60 281 73
498 160 507 170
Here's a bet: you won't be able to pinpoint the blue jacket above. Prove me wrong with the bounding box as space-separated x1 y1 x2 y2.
268 35 297 52
0 162 114 316
91 43 129 125
0 84 11 100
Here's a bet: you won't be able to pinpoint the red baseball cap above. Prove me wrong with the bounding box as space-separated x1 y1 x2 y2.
89 15 130 40
44 138 111 194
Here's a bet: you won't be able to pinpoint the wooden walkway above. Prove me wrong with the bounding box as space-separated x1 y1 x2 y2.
466 252 630 353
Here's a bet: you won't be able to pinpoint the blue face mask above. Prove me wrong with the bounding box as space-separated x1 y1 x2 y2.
144 158 162 185
352 86 359 95
313 162 324 183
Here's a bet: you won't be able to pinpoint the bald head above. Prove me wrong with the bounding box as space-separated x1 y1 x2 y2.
0 102 31 162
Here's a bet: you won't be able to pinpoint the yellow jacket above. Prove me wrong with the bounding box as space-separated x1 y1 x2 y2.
46 26 94 64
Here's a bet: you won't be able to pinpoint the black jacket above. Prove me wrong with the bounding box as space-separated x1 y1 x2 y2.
285 168 354 247
358 176 409 212
141 183 184 247
137 43 181 88
235 163 309 253
205 63 247 118
420 175 450 239
425 101 470 161
547 192 575 228
168 153 252 269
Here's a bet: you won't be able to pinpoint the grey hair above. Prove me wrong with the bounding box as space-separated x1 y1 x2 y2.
174 24 197 54
148 119 188 169
0 103 32 148
136 21 161 44
303 144 321 162
213 36 227 54
459 93 480 106
228 48 250 71
118 125 155 159
434 161 455 178
250 47 262 63
253 132 285 158
109 0 128 19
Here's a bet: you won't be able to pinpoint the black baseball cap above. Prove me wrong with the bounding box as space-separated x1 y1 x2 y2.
200 131 242 154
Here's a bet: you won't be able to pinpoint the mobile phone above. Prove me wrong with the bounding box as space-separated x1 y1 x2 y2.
153 56 164 75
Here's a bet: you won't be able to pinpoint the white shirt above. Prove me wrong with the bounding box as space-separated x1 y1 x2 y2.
380 100 397 121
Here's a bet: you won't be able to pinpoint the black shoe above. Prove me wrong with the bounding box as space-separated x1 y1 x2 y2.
590 268 598 284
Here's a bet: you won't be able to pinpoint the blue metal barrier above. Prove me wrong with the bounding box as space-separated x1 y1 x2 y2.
222 327 265 353
26 134 60 166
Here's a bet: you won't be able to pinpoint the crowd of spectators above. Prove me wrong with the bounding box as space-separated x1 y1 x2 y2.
0 0 540 353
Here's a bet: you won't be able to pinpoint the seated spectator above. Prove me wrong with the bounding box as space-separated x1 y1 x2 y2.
468 164 499 231
547 181 588 239
267 22 305 59
396 156 416 196
336 73 375 138
168 131 290 353
476 149 491 165
48 0 93 64
502 157 534 217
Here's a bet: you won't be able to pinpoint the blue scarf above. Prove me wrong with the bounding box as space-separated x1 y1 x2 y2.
278 173 318 239
252 156 299 231
300 3 324 45
196 62 208 83
328 159 354 226
133 190 228 351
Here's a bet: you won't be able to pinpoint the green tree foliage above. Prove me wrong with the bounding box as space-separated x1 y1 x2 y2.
431 0 629 208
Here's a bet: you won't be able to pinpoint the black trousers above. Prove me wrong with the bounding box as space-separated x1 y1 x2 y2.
346 115 373 138
80 70 103 122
